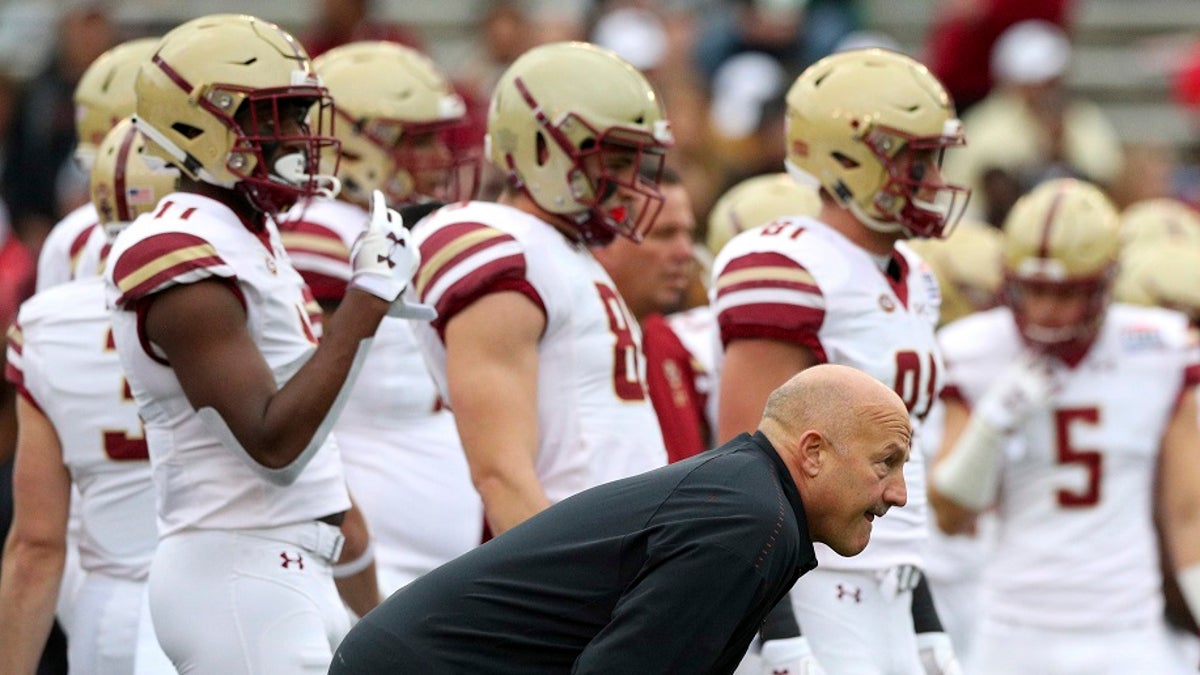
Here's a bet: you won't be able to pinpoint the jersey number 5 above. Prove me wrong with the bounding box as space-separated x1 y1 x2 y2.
1055 407 1102 507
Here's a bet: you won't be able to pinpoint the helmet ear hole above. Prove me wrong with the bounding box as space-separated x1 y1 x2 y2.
832 152 859 169
172 123 203 140
535 131 549 166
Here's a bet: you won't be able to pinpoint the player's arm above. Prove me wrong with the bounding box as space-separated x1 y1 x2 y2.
143 279 387 472
927 397 980 535
0 397 70 673
930 353 1054 533
1156 387 1200 626
717 338 816 444
444 291 547 535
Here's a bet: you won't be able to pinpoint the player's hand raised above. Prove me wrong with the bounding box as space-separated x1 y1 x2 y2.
350 190 436 321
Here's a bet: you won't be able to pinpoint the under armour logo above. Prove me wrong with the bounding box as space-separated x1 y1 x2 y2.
771 669 790 675
280 551 304 570
835 583 862 603
376 232 405 268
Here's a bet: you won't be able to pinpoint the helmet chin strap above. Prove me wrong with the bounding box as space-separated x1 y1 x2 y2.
848 199 908 236
785 158 911 236
274 152 342 199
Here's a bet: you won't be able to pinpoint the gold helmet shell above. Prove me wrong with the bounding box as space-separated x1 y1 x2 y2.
314 41 473 206
784 48 969 239
1003 178 1120 282
133 14 338 217
1119 198 1200 252
1114 243 1200 322
705 173 821 255
486 41 674 244
1001 178 1120 357
74 38 159 170
90 117 179 239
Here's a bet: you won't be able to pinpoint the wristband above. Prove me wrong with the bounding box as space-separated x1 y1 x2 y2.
332 540 376 579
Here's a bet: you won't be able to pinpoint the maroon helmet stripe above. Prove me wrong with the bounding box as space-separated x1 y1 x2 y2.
1037 186 1067 260
113 126 138 223
152 53 193 95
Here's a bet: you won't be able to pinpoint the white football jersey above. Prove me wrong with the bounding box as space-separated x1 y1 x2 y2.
940 304 1200 630
5 276 155 580
712 217 943 570
411 201 667 504
281 197 482 588
104 193 349 536
36 203 106 291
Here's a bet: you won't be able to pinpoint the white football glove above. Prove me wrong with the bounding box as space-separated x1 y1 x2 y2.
974 351 1056 432
349 190 436 321
760 636 827 675
916 632 962 675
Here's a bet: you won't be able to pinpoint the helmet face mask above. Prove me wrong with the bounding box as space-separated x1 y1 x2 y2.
488 42 674 246
558 123 669 245
221 85 341 217
785 48 970 239
1004 273 1112 347
135 14 341 220
862 125 969 238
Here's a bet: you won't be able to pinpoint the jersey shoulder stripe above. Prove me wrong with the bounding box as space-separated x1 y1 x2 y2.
279 220 352 266
416 220 533 303
279 220 352 302
68 222 100 273
715 251 823 299
110 231 233 306
714 251 826 352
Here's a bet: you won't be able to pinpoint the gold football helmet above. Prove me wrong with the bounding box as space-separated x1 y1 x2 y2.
90 117 180 239
785 48 969 239
486 41 674 244
705 173 821 255
1118 198 1200 252
906 222 1003 326
1114 243 1200 324
74 37 159 170
133 14 339 218
1002 178 1120 355
314 41 477 207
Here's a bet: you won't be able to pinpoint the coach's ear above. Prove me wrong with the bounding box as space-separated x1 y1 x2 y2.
795 429 824 478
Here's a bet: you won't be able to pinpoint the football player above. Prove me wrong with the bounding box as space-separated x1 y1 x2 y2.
36 38 159 292
409 41 673 535
102 15 421 673
0 118 176 674
278 40 483 595
712 48 969 674
930 178 1200 673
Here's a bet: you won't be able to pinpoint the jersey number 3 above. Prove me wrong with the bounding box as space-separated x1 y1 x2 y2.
103 328 150 461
